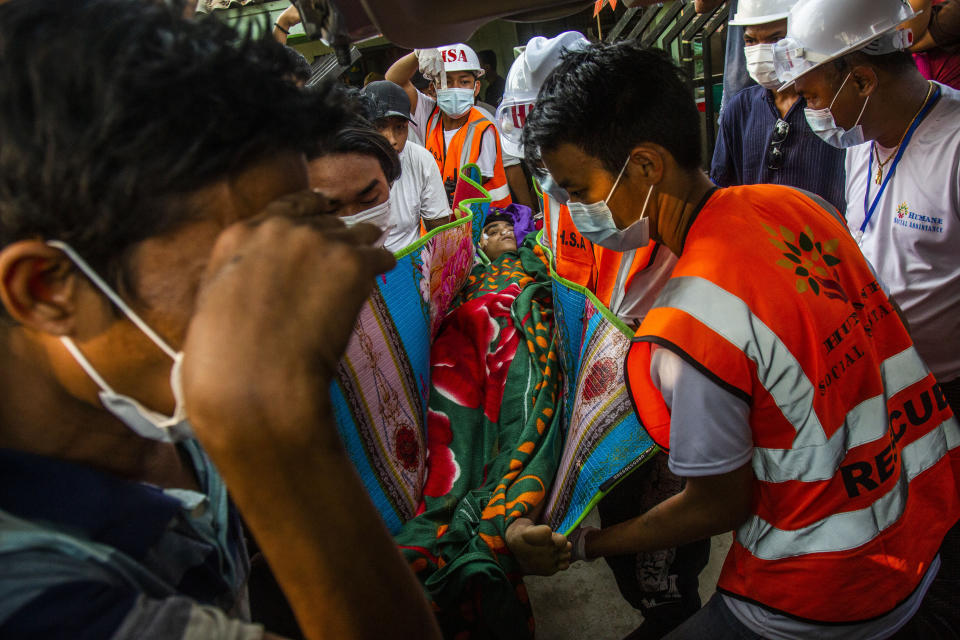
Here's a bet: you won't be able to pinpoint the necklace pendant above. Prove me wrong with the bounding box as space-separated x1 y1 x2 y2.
875 166 884 185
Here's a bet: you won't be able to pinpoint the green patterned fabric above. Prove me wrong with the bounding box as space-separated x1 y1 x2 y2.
394 237 562 639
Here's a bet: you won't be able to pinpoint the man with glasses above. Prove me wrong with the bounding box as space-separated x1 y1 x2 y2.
709 0 846 213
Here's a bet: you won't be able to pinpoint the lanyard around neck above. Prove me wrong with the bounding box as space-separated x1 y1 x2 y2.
859 84 941 243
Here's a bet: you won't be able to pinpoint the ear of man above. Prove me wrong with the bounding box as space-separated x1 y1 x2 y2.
0 241 83 336
850 64 879 97
629 143 667 185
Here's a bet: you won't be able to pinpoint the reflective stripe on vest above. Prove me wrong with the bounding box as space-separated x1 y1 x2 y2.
647 276 949 483
739 414 960 561
628 184 960 622
425 106 512 209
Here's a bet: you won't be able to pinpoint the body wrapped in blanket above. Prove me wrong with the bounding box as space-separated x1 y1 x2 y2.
394 235 562 639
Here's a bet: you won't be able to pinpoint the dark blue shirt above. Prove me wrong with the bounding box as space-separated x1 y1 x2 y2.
710 85 847 214
0 443 257 639
720 0 754 112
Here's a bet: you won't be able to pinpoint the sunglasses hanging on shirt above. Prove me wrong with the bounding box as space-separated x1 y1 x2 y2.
767 118 790 171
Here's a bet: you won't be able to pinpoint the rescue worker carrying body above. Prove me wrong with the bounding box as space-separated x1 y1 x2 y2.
504 32 708 637
524 38 960 639
386 43 512 209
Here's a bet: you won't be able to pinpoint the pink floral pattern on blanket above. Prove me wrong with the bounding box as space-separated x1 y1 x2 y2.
417 223 475 339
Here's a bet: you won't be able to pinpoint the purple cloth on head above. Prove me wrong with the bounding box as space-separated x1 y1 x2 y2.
491 203 536 248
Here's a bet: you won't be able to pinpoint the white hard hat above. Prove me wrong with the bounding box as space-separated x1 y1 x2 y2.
728 0 797 26
437 43 484 77
496 31 590 158
774 0 917 87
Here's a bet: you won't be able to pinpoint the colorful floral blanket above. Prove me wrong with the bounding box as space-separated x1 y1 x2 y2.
539 234 658 536
329 216 475 534
394 237 562 639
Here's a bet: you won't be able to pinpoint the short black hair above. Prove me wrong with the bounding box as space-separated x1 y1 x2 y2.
311 118 402 185
0 0 348 290
523 41 701 173
478 49 497 68
283 45 313 83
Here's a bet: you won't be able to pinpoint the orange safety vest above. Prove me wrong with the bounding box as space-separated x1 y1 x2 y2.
626 185 960 623
425 105 512 209
592 242 661 310
541 191 595 288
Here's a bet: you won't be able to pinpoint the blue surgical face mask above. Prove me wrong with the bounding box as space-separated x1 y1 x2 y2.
436 87 475 118
47 240 192 444
538 172 570 205
804 72 870 149
567 156 654 252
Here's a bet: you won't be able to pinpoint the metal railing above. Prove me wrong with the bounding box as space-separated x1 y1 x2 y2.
605 1 729 164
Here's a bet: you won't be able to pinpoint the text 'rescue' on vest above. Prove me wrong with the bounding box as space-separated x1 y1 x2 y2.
425 105 512 209
625 184 960 623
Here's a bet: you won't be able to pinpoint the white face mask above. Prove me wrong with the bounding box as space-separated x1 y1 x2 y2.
339 198 392 246
47 240 192 444
804 72 870 149
567 156 653 252
435 87 475 118
744 43 780 91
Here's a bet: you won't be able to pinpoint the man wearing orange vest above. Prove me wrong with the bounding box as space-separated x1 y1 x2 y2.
386 43 512 209
502 32 677 319
509 33 710 637
526 40 960 638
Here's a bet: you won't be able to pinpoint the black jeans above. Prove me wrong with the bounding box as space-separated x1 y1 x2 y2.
598 452 711 640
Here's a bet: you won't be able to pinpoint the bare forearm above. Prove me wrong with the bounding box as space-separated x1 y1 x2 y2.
911 31 938 51
386 52 420 112
694 0 725 14
905 0 933 43
272 4 300 45
424 216 449 231
386 52 418 86
505 165 534 209
196 393 440 640
585 463 753 559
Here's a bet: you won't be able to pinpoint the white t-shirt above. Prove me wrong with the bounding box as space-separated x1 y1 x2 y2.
649 346 936 638
384 141 450 252
610 245 678 327
413 90 499 178
407 123 423 147
845 82 960 383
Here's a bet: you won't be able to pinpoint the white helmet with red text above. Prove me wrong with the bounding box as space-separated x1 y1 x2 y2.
496 31 590 158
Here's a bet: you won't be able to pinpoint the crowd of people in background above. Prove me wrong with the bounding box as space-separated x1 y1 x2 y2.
0 0 957 639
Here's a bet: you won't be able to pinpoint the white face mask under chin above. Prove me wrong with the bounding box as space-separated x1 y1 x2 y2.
804 72 870 149
47 240 192 444
567 156 654 252
744 44 780 91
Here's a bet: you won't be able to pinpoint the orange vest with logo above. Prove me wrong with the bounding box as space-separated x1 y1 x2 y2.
542 191 595 288
425 105 512 209
626 185 960 623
